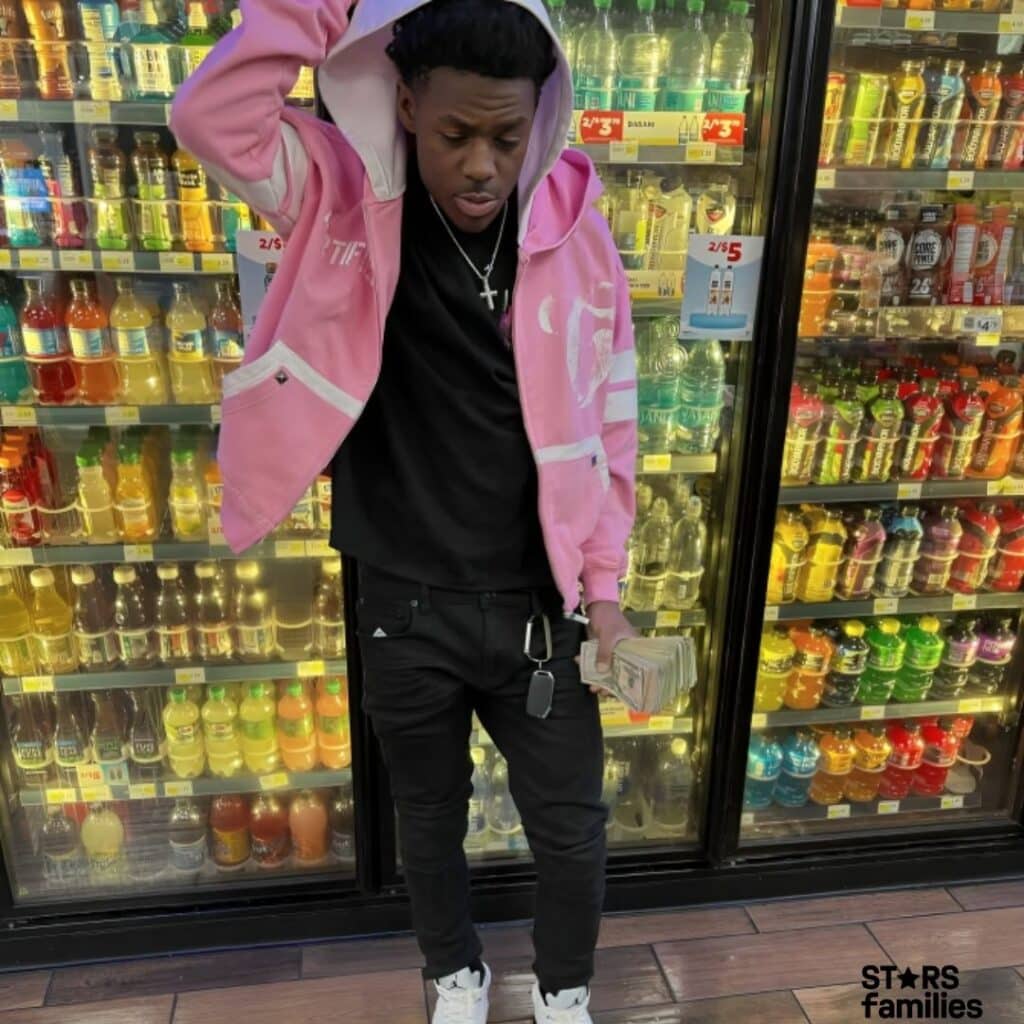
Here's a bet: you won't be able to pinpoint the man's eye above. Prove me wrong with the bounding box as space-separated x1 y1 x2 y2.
442 134 465 144
497 138 520 150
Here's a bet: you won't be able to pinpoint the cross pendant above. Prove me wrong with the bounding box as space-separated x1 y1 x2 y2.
479 277 497 311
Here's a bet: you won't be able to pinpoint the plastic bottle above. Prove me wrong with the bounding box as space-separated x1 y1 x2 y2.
676 339 724 454
624 496 673 610
486 756 524 843
821 619 869 708
113 442 157 542
29 567 76 674
930 617 980 700
784 625 833 711
10 693 53 786
706 0 751 113
80 802 125 883
663 496 705 610
795 508 846 603
772 729 820 808
316 677 351 770
167 443 206 540
163 686 205 779
53 692 90 784
154 563 195 665
766 508 809 605
130 0 175 99
290 789 329 864
780 381 824 485
201 684 242 778
967 614 1015 695
896 378 943 480
911 505 962 596
967 376 1023 479
88 127 131 250
173 149 216 252
24 0 75 100
618 0 661 111
753 627 795 713
111 277 169 404
90 688 127 778
231 560 275 661
130 130 174 252
113 563 156 668
75 445 118 543
835 507 887 601
277 680 317 772
167 798 207 876
856 618 905 705
808 726 856 806
330 788 355 861
960 62 1003 171
892 616 944 703
193 560 233 662
70 565 117 671
239 681 279 773
249 793 290 868
0 1 22 100
988 503 1024 591
844 725 892 803
41 804 85 885
210 793 250 870
743 732 784 810
21 278 77 405
873 506 923 598
0 568 37 676
854 380 903 482
662 0 709 111
949 502 1000 595
313 556 345 658
66 278 120 404
177 0 216 82
648 737 691 837
209 280 244 392
126 687 165 782
166 283 215 404
574 0 618 110
466 745 490 853
878 721 926 799
0 278 29 403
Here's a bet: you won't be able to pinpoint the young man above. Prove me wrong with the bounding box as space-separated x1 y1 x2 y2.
171 0 637 1020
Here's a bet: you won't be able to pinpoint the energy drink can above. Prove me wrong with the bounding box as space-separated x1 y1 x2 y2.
819 72 847 167
844 73 889 167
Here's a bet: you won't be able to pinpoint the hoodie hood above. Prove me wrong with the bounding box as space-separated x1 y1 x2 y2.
315 0 577 243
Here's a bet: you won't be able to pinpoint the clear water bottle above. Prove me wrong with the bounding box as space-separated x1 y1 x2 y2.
624 496 673 610
465 745 490 854
662 0 709 112
676 339 725 454
574 0 619 110
648 737 691 837
618 0 661 111
636 318 686 454
663 495 706 610
602 744 631 826
485 756 523 847
545 0 578 70
707 0 752 112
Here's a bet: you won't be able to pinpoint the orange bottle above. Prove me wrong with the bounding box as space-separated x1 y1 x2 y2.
798 233 837 338
277 680 317 771
966 375 1023 480
783 625 834 711
66 278 120 404
289 789 328 864
316 677 351 769
808 726 856 806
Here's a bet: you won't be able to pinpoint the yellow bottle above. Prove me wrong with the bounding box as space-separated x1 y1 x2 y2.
163 686 205 778
172 149 216 253
753 626 795 713
795 507 848 603
0 568 37 676
766 509 809 605
28 567 77 674
239 681 279 773
202 684 242 777
168 442 206 540
110 277 169 404
114 442 157 541
166 283 215 404
76 445 119 543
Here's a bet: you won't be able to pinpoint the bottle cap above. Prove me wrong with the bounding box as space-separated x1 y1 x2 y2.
287 681 303 697
171 444 195 465
248 682 264 697
156 563 180 580
235 560 260 582
670 737 689 758
113 565 137 584
29 568 54 588
195 561 216 579
208 685 226 701
470 746 486 766
878 618 901 635
168 687 187 704
919 615 941 633
842 619 865 638
325 678 343 695
75 446 100 468
70 565 96 585
117 444 141 465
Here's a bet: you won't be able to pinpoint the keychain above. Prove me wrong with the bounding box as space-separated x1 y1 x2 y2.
524 612 555 720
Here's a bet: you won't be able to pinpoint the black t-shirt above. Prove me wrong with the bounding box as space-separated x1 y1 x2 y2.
329 157 554 591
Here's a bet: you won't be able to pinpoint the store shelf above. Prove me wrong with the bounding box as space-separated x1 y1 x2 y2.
0 98 170 126
1 403 220 427
778 477 1024 505
18 767 352 807
474 714 694 749
625 607 707 630
835 5 1024 34
750 695 1005 731
766 591 1024 622
741 789 983 828
636 453 717 476
0 248 236 275
2 658 347 696
572 141 747 170
816 168 1024 192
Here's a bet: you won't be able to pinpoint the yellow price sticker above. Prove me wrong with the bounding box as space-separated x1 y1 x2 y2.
763 605 780 622
305 539 333 559
873 598 899 615
685 141 716 164
123 544 154 562
260 771 289 791
0 250 11 269
0 548 35 566
164 780 193 797
648 715 675 731
80 785 112 803
655 610 682 629
46 787 78 805
19 250 54 271
827 804 851 820
210 404 222 425
100 251 135 272
897 483 922 500
608 140 639 163
952 593 977 611
175 666 206 684
129 783 157 800
104 406 141 426
58 250 93 271
21 676 54 694
947 170 975 191
274 540 306 558
159 252 194 273
999 13 1024 32
641 454 673 473
877 800 901 815
0 99 19 120
975 333 1001 348
816 168 836 190
740 811 755 828
1000 477 1024 496
298 659 326 678
201 253 234 274
904 10 935 29
73 100 111 122
940 795 964 810
988 479 1008 496
860 705 886 720
750 713 767 729
958 698 983 714
1 405 37 426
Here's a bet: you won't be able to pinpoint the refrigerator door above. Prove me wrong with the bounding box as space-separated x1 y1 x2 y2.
0 26 356 903
739 1 1024 847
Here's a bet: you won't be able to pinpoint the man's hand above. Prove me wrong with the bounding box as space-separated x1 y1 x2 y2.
585 600 638 692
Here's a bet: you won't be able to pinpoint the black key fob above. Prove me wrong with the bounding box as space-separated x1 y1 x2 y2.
526 669 556 720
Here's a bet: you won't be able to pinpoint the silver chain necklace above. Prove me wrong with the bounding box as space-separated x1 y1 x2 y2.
428 193 508 311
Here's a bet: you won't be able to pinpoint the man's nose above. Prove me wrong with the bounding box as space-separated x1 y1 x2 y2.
463 139 497 184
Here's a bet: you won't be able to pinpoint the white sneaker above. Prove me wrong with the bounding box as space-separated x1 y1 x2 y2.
531 982 593 1023
432 963 491 1024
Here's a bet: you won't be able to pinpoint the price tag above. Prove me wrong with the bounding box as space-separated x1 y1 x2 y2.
751 713 767 729
685 141 716 164
1 405 37 426
297 659 325 678
958 698 983 713
940 794 964 810
80 785 112 803
655 610 681 629
104 406 141 426
305 538 333 558
274 540 306 558
201 253 234 274
1000 477 1024 496
45 787 77 805
100 251 135 272
999 13 1024 32
0 250 10 269
210 404 222 425
76 763 104 787
827 803 852 819
952 593 977 611
260 771 289 790
0 99 19 120
129 783 157 800
73 100 111 122
164 103 173 124
873 598 899 615
123 544 154 561
763 605 780 622
904 10 935 29
159 252 194 273
988 479 1008 496
648 715 675 731
947 170 975 190
608 140 639 162
877 800 901 815
897 483 922 500
641 454 672 473
600 704 631 727
860 705 886 720
740 811 755 828
19 249 54 271
58 250 93 271
21 675 54 694
976 333 1001 348
164 780 193 797
175 666 206 684
816 168 836 190
680 717 693 732
0 548 35 566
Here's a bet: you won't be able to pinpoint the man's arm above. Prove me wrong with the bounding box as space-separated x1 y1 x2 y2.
169 0 351 235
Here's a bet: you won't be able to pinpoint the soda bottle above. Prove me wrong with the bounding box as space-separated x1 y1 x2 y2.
466 745 490 853
70 565 117 671
676 340 724 454
10 693 53 786
895 378 943 480
663 496 705 610
931 616 980 700
886 60 927 169
209 280 244 392
239 682 279 773
312 556 345 658
90 688 127 778
277 680 317 772
967 377 1023 479
753 627 795 713
173 149 216 253
844 724 892 803
857 617 905 705
967 614 1015 695
166 442 206 540
878 721 926 799
873 505 923 598
0 278 30 403
130 130 174 251
113 564 156 668
190 561 232 662
80 802 125 882
813 381 864 486
989 63 1024 169
317 677 351 769
987 503 1024 591
854 380 903 482
821 619 868 708
949 502 1000 594
783 625 833 711
617 0 661 111
21 278 77 405
743 732 784 810
167 798 207 877
166 283 216 404
960 61 1003 170
911 505 962 595
835 507 887 600
625 497 673 610
29 567 76 674
154 563 195 665
290 790 329 865
771 728 820 808
648 737 691 838
126 687 165 782
53 692 90 784
200 684 242 778
795 508 846 603
932 380 986 479
23 0 75 100
706 0 751 112
892 615 944 702
0 568 37 676
905 205 950 306
111 277 169 404
917 59 966 170
66 278 120 404
114 442 157 542
163 686 205 778
574 0 618 110
41 804 85 885
780 380 824 486
330 788 355 862
250 793 290 868
210 793 250 870
766 508 809 605
808 726 856 806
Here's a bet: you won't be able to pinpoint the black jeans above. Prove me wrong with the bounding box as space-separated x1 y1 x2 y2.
356 565 607 993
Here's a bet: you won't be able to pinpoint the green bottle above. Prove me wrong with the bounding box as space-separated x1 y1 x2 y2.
131 0 175 99
177 0 216 84
866 618 906 671
814 381 866 486
891 616 944 703
0 279 29 403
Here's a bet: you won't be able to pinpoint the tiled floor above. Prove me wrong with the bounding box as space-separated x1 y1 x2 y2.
3 879 1024 1022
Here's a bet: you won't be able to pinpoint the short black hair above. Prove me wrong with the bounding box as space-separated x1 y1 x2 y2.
387 0 557 92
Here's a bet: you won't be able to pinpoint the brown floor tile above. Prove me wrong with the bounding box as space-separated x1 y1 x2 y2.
655 924 889 1001
0 974 49 1013
302 934 423 979
797 967 1024 1023
597 907 754 948
950 880 1024 911
0 995 173 1024
869 906 1024 972
46 947 300 1005
173 970 426 1024
746 888 960 933
593 991 808 1023
426 946 672 1022
479 923 535 962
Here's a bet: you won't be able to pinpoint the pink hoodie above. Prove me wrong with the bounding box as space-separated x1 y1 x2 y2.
170 0 637 613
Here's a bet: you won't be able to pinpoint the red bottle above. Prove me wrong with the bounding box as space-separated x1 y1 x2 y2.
210 794 251 870
250 794 290 868
932 382 986 480
781 380 825 485
989 65 1024 171
912 717 962 797
896 379 943 480
877 721 926 800
20 278 77 405
987 503 1024 592
949 502 1000 595
966 376 1023 480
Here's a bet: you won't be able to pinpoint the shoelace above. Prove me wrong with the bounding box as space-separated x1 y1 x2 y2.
435 981 486 1024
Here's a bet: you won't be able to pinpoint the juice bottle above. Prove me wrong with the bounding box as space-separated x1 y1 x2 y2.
154 563 195 665
250 793 290 868
110 277 169 405
895 378 943 480
854 380 903 482
114 442 157 541
743 732 784 810
313 556 345 658
949 502 1000 594
873 505 923 598
795 507 846 602
844 725 892 802
771 729 820 808
75 444 118 542
967 377 1023 479
808 726 856 805
23 0 75 100
209 280 244 393
289 789 328 864
960 62 1003 171
892 615 944 702
780 380 824 485
911 505 962 595
173 149 216 253
932 379 986 479
0 569 36 675
130 131 174 252
765 509 809 605
987 503 1024 591
21 278 77 405
162 686 205 779
166 283 216 404
233 560 276 662
878 721 925 799
112 563 156 668
835 507 887 600
0 279 30 402
66 278 120 405
316 676 351 769
29 567 76 673
784 625 833 711
813 381 864 486
202 684 243 778
168 442 206 540
203 458 223 538
70 565 118 671
88 127 131 250
194 560 233 662
239 681 279 773
753 627 795 713
821 619 869 708
80 803 125 882
946 204 981 304
278 680 317 771
209 793 250 870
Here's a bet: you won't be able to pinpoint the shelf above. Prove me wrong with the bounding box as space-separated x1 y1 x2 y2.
2 658 347 696
835 6 1024 35
572 141 747 172
625 607 707 630
19 767 352 807
765 592 1024 622
0 98 171 126
750 695 1005 731
816 168 1024 193
778 477 1024 505
741 789 983 828
636 453 717 475
632 299 685 318
1 403 220 427
802 305 1022 342
0 248 236 275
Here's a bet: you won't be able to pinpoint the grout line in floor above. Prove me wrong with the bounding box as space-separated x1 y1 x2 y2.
40 969 55 1008
648 942 678 1004
169 992 178 1024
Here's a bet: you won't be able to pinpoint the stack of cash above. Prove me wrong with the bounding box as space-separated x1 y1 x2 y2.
579 636 696 713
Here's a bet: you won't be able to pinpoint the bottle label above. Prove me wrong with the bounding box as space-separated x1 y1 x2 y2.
118 497 153 529
135 45 173 95
44 849 84 885
575 77 615 111
169 833 207 872
237 624 275 657
22 327 68 358
177 166 205 193
944 638 979 668
617 83 659 112
183 44 211 77
55 736 88 766
313 621 345 657
94 735 126 763
116 627 153 663
705 80 749 113
212 329 243 360
0 634 34 675
251 831 289 866
288 494 316 531
69 327 110 359
169 722 198 743
157 625 195 663
317 714 346 736
242 716 274 741
13 738 51 769
87 851 123 879
34 632 76 670
198 623 234 659
114 327 152 357
662 87 705 113
171 500 204 537
279 713 313 738
171 329 205 359
205 720 235 740
212 825 250 867
75 628 118 669
978 635 1014 665
0 325 24 358
331 828 354 861
131 736 164 762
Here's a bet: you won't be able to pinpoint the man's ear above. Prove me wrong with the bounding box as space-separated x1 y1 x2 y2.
396 79 417 134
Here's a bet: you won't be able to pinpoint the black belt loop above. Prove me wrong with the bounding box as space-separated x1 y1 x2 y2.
418 582 432 613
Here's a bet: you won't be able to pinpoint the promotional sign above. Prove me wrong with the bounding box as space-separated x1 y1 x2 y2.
680 234 765 341
236 230 285 341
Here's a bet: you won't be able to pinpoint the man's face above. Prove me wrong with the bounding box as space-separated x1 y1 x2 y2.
397 68 536 234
